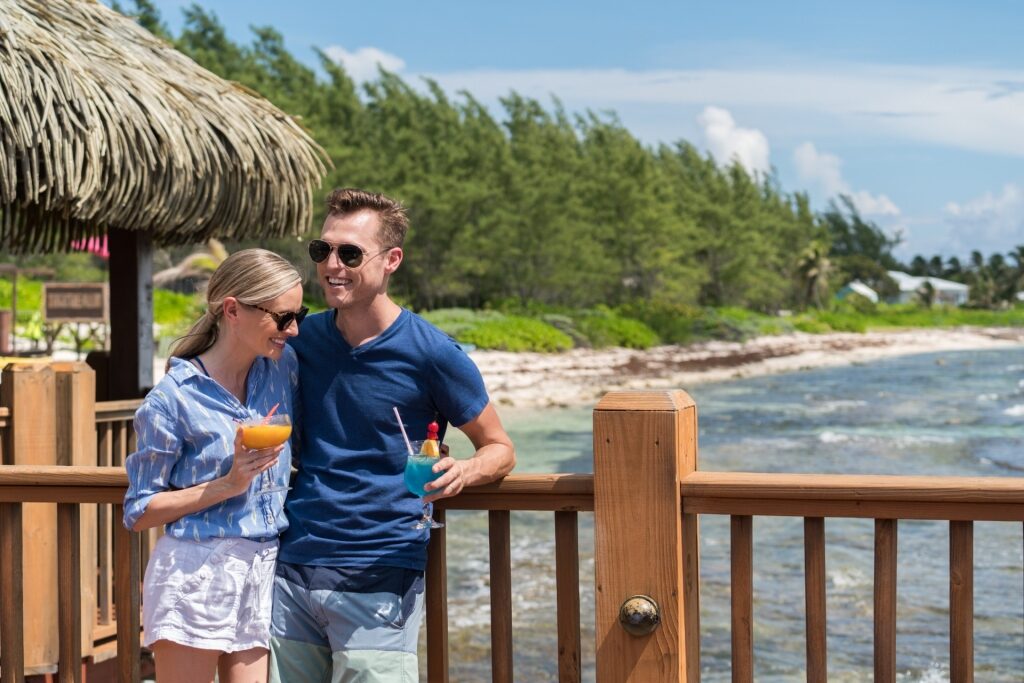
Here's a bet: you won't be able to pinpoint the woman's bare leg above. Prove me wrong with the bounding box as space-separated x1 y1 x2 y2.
219 647 269 683
151 640 220 683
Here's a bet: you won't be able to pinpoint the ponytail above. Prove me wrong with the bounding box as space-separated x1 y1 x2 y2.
166 309 220 371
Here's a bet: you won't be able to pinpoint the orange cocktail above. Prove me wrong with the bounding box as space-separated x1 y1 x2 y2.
240 414 291 448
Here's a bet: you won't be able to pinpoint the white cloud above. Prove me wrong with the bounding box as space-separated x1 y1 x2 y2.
793 142 900 216
941 183 1024 254
323 45 405 82
428 64 1024 157
697 106 770 175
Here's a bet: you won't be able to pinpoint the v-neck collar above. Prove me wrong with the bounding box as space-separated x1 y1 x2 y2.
331 308 407 354
168 356 261 415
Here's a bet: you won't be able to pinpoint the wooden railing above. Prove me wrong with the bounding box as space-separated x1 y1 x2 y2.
0 466 139 683
94 400 142 633
2 371 1024 682
680 471 1024 683
432 474 594 683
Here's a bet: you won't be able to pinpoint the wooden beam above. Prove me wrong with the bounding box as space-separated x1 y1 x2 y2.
107 228 153 400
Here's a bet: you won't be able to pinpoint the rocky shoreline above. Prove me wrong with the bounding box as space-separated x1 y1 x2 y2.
470 327 1024 408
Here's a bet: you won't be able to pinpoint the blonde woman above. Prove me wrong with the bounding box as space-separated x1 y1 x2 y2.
124 249 307 683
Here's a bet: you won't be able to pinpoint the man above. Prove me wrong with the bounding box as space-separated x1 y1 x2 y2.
270 188 516 682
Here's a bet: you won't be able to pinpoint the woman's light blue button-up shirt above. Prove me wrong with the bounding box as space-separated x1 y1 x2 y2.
123 348 297 541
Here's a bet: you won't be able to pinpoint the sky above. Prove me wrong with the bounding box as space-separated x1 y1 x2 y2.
138 0 1024 261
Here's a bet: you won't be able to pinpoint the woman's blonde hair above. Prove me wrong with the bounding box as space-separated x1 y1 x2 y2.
167 249 301 368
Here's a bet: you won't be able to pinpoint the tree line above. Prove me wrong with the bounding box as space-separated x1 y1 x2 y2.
108 1 1021 314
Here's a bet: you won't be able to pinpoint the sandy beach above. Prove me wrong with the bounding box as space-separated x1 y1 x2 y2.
470 327 1024 408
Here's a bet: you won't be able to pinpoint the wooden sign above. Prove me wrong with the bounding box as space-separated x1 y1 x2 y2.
43 283 109 323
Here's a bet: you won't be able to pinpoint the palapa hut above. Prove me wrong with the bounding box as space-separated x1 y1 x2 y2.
0 0 328 397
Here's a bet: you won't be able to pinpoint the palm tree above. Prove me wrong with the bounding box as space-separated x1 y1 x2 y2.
153 239 229 292
914 281 936 308
797 241 833 309
945 256 963 279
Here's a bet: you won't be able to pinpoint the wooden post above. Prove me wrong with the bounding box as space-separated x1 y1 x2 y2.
593 390 698 682
53 363 97 662
1 363 59 675
107 228 154 399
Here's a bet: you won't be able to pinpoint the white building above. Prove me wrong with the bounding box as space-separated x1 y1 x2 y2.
887 271 969 306
836 280 879 303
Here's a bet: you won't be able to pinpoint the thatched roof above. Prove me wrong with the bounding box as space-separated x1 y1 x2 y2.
0 0 329 252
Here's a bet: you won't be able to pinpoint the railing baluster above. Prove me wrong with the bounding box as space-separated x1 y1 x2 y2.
0 501 26 683
554 510 581 683
950 520 974 683
426 508 449 683
804 517 826 683
58 504 82 683
113 504 140 683
874 519 897 683
489 510 513 683
113 422 126 467
97 423 113 624
730 514 753 683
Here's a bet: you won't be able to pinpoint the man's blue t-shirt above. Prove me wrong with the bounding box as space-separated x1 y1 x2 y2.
279 308 489 570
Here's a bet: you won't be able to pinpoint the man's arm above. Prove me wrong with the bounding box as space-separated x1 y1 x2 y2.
422 402 515 503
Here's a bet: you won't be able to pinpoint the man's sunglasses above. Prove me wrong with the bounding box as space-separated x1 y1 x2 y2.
308 239 391 268
247 303 309 331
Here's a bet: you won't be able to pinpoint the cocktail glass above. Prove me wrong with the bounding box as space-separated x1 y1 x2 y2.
403 440 445 529
239 413 292 495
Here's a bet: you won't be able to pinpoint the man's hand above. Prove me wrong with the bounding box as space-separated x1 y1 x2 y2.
422 456 466 504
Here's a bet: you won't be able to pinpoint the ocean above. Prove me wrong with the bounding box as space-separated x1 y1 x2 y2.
430 347 1024 682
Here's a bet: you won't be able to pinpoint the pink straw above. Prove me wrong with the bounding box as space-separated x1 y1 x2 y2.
262 403 280 424
392 406 414 455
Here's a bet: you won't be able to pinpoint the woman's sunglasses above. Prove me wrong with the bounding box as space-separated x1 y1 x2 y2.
247 304 309 331
308 239 390 268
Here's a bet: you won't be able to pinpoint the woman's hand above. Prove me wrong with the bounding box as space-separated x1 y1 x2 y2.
223 428 283 497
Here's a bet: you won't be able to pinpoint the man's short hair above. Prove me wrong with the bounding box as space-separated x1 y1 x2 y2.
325 188 409 248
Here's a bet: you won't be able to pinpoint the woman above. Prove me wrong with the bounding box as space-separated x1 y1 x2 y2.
123 249 308 683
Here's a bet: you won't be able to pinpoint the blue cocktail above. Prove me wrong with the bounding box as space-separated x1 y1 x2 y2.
403 441 445 529
405 455 441 497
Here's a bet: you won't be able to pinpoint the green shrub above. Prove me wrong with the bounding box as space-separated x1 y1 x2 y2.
540 313 591 348
616 301 703 344
815 312 867 333
837 292 877 315
421 308 504 338
793 317 833 334
573 309 659 349
457 316 573 352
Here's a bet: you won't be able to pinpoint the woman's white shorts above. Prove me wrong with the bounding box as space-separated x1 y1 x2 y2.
142 534 278 652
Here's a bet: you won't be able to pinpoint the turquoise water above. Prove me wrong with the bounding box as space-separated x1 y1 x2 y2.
405 455 441 497
431 347 1024 682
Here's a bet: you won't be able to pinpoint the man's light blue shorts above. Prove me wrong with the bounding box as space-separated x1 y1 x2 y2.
269 561 425 683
